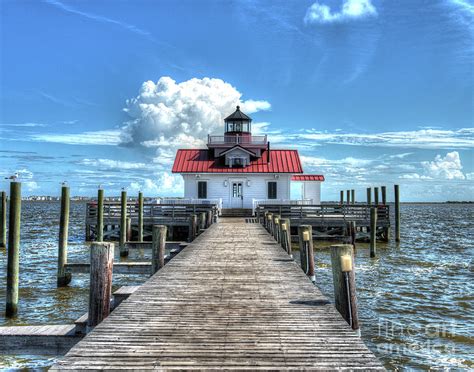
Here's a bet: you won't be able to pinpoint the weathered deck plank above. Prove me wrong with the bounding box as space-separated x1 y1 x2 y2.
52 218 384 370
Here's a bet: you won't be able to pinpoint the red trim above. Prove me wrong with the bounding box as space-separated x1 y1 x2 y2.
172 149 304 174
291 175 325 182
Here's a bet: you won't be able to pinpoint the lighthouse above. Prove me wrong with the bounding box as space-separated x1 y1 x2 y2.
172 106 324 215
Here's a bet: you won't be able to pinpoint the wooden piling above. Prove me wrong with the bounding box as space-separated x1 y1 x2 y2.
273 215 281 243
366 188 371 205
298 225 315 282
340 190 344 205
199 212 207 232
138 192 144 242
330 244 359 331
374 187 379 205
188 214 197 242
96 188 104 242
346 190 350 205
88 242 114 330
395 184 400 242
206 210 213 228
119 190 128 257
280 218 292 257
351 190 355 204
267 213 273 235
350 221 356 249
126 217 132 242
381 186 387 205
370 207 377 258
152 225 167 274
6 182 21 318
57 185 72 287
0 191 6 248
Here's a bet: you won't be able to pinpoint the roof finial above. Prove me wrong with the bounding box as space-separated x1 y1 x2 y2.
236 105 240 111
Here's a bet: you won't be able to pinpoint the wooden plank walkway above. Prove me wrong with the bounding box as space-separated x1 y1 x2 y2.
52 218 384 370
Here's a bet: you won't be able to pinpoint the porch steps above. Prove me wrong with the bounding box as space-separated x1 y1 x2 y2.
221 208 253 217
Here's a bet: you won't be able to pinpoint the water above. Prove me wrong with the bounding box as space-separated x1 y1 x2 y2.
0 202 473 370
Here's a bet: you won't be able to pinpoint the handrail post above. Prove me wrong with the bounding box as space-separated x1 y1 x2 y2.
97 188 104 242
280 218 292 258
273 214 280 243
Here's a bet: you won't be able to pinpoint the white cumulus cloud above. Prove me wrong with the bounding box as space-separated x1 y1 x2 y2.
421 151 466 180
120 76 271 163
128 172 184 196
304 0 377 24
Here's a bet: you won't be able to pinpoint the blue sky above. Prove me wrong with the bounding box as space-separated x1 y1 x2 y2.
0 0 473 201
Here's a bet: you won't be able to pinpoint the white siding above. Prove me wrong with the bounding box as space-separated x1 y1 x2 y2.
181 173 291 209
302 182 322 204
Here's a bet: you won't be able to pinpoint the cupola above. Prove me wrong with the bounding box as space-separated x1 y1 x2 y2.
224 106 252 134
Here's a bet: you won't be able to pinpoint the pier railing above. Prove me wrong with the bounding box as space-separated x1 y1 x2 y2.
256 204 390 227
86 202 220 224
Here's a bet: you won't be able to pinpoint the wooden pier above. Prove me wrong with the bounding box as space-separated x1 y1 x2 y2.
52 218 383 370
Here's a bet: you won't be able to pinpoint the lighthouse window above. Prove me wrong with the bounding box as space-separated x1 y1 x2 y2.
197 181 207 199
268 182 277 199
235 122 241 131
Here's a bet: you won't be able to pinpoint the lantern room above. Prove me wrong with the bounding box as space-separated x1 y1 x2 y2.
224 106 251 134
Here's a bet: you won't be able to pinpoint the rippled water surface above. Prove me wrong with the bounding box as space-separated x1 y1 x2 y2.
0 202 473 370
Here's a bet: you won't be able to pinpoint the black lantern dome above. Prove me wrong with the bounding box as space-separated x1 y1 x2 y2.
224 106 252 134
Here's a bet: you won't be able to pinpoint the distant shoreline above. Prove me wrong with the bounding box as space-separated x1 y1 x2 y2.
18 199 474 204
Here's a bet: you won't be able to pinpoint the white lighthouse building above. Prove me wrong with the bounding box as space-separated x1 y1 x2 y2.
172 106 324 215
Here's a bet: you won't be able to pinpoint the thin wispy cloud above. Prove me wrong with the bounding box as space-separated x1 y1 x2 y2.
304 0 377 24
276 128 474 150
0 122 48 127
43 0 152 38
30 129 121 146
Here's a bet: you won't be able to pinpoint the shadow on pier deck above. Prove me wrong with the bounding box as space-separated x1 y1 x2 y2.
52 218 384 370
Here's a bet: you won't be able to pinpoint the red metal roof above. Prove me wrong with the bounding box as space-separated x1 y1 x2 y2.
172 149 303 174
291 175 325 182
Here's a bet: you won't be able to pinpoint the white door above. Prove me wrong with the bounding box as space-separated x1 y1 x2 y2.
231 181 243 208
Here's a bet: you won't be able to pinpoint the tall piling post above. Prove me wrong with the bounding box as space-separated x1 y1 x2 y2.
87 242 114 330
152 225 167 274
298 225 315 283
366 188 371 205
119 190 128 257
97 188 104 242
280 218 292 258
267 213 273 234
199 212 207 232
188 214 197 242
340 190 344 205
330 244 359 331
370 207 377 258
5 182 21 318
206 210 213 228
350 221 357 250
273 215 281 243
381 186 387 205
346 190 350 205
0 191 6 248
57 185 72 287
351 189 355 204
138 191 144 242
395 184 401 242
374 187 379 206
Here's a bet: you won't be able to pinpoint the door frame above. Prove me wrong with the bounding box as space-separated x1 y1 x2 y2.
229 178 245 208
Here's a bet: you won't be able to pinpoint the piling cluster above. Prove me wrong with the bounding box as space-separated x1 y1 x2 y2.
259 208 360 332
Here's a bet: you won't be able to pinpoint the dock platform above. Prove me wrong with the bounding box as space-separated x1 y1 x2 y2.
52 218 384 370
